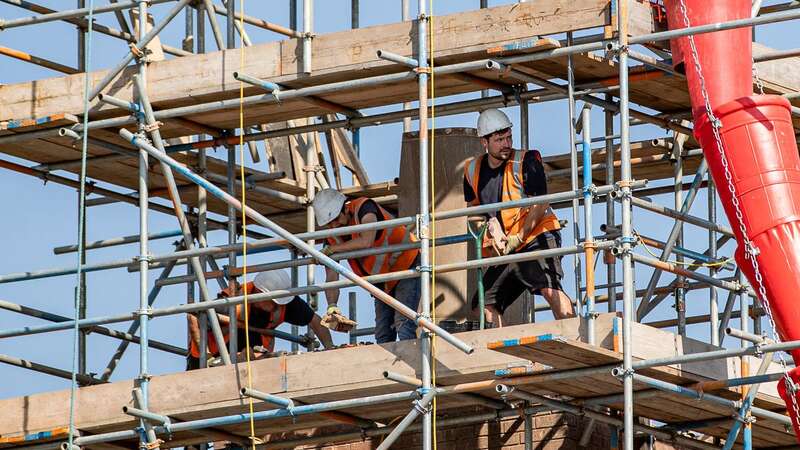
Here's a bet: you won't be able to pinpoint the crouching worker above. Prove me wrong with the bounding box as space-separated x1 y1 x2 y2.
312 188 421 343
465 108 575 328
186 270 333 369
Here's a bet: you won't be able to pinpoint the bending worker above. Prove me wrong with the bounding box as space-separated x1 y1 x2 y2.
187 270 333 369
313 189 421 343
464 108 575 327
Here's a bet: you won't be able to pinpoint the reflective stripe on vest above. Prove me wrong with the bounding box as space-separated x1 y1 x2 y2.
326 197 419 292
463 150 561 252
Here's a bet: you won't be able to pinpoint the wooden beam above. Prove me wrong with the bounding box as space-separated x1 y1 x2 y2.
0 1 610 122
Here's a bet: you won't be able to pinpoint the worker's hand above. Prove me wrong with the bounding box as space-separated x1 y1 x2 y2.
321 305 356 332
320 245 336 257
503 233 525 255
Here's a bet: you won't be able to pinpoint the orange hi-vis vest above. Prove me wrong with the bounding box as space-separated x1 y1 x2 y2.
326 197 419 293
464 150 561 255
189 282 286 358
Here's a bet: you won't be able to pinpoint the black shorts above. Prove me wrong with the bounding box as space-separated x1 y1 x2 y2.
471 231 564 314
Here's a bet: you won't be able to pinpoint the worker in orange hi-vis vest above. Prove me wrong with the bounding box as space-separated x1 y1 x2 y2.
312 189 421 344
464 108 576 327
186 270 333 370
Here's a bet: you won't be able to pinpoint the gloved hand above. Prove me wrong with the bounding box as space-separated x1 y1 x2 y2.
321 305 357 332
503 233 524 255
320 245 336 257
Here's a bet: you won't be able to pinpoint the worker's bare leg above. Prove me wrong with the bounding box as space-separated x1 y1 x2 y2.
484 304 504 328
309 315 335 349
540 287 576 319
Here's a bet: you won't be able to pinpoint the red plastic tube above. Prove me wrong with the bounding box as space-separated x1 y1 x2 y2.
697 95 800 439
663 0 753 119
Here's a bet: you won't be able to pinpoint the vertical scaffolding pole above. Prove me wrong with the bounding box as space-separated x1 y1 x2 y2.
581 105 596 345
302 0 313 74
291 250 300 352
77 0 86 71
197 0 205 54
226 143 238 364
417 1 433 449
306 124 318 343
402 0 411 132
708 178 719 346
183 3 193 53
290 0 298 33
674 132 686 337
226 0 234 48
520 87 532 323
351 0 360 180
566 32 582 312
135 1 151 445
616 0 636 448
740 269 752 450
604 95 616 312
77 189 87 377
196 5 208 371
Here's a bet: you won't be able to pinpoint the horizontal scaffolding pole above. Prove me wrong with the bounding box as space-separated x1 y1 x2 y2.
153 233 472 287
0 353 105 385
0 242 609 339
0 181 641 284
629 196 734 237
0 298 187 355
629 253 743 294
0 45 79 74
74 390 420 446
0 0 177 28
625 372 791 426
0 0 190 57
209 3 302 38
0 158 243 237
53 229 184 255
498 386 720 450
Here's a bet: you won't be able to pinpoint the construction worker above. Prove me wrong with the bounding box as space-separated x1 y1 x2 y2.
464 108 575 327
186 270 333 369
312 189 421 343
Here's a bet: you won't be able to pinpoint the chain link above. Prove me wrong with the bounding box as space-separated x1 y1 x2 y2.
677 0 800 427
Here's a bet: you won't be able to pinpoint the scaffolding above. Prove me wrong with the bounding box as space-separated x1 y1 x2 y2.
0 1 800 449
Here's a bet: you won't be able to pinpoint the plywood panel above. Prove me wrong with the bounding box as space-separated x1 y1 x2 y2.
399 128 482 321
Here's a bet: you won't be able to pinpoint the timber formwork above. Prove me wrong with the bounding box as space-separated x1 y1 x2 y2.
1 1 800 450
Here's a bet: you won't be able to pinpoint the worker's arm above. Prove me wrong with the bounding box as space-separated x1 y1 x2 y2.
519 203 549 238
520 149 550 238
187 313 201 348
323 265 341 309
325 212 378 254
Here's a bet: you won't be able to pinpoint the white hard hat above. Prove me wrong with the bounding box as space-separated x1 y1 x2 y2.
313 188 347 227
253 270 293 305
477 108 513 137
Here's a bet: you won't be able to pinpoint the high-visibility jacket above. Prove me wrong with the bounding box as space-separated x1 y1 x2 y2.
326 197 419 293
189 282 286 357
464 150 561 255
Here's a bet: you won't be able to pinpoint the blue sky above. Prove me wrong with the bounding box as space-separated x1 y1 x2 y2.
0 0 796 401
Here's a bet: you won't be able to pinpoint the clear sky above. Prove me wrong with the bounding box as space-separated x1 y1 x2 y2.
0 0 796 401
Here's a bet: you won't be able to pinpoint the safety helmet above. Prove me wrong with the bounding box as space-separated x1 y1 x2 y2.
313 188 347 227
477 108 513 137
253 270 293 305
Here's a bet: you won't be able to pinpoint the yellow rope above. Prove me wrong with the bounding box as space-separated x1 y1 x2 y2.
633 229 732 267
428 2 438 449
238 2 258 448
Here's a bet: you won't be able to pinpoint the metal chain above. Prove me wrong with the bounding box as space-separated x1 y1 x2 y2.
677 0 800 426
